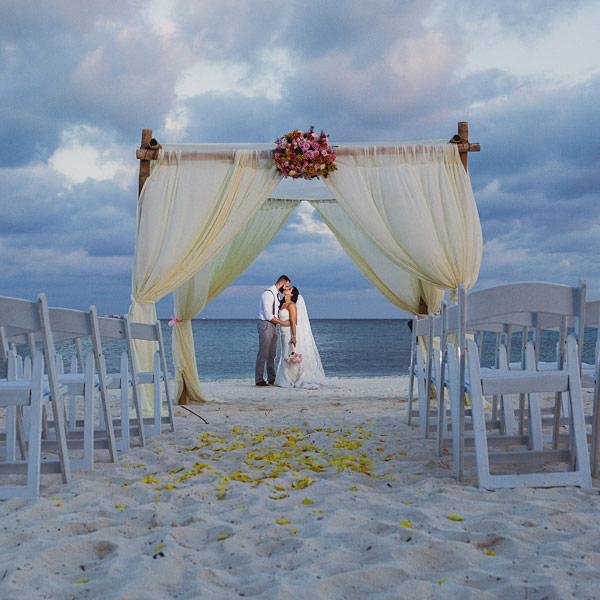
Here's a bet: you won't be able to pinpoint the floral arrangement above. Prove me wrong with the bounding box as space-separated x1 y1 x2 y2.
284 352 303 365
274 127 337 180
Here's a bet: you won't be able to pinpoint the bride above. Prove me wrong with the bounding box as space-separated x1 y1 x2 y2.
274 286 337 388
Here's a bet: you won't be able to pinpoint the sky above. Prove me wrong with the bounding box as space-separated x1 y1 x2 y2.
1 0 599 319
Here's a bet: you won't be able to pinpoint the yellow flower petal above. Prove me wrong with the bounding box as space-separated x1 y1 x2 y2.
483 548 496 556
314 510 325 514
269 493 289 500
276 519 291 525
349 486 358 492
399 520 412 528
292 477 313 490
301 498 314 505
74 578 89 584
438 577 453 584
217 534 229 541
290 528 298 535
235 505 246 509
115 504 127 510
141 475 161 484
153 543 164 552
448 513 464 522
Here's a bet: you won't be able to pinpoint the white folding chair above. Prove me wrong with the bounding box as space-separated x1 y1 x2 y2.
579 300 600 477
466 334 591 489
124 316 175 438
446 282 590 488
91 311 146 450
0 350 47 498
0 295 71 485
39 297 119 469
407 315 436 433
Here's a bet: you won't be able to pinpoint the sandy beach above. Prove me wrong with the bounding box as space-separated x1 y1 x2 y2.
1 376 600 600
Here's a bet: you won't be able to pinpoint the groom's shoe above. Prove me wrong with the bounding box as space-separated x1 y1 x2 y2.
255 380 269 386
267 381 275 386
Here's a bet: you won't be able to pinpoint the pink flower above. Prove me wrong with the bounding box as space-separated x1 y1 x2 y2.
274 128 337 180
168 316 182 326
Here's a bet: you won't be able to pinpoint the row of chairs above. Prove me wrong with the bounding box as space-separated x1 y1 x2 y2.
407 281 600 489
0 294 176 498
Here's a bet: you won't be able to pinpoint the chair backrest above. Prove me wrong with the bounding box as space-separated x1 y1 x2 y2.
124 317 170 375
451 282 586 383
0 296 43 335
0 297 46 375
94 314 127 341
124 316 172 409
461 282 585 325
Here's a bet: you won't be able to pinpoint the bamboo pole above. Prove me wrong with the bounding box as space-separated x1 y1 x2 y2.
449 121 480 171
137 129 162 197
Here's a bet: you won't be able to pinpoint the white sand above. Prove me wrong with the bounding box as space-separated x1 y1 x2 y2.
1 376 600 599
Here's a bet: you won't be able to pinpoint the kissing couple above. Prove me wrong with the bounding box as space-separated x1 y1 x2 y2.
254 275 337 389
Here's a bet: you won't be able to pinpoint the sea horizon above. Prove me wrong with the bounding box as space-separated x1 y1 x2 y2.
6 318 596 382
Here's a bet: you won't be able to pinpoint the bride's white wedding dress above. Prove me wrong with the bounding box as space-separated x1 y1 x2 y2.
274 295 338 389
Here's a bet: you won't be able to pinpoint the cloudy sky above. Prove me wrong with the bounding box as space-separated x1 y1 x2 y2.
2 0 599 318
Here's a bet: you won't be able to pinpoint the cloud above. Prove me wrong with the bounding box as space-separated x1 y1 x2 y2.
1 0 599 317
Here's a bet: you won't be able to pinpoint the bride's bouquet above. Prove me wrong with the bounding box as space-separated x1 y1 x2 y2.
284 341 303 364
284 351 303 365
284 343 302 385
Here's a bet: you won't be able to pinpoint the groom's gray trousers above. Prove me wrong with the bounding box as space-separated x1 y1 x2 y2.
256 320 277 383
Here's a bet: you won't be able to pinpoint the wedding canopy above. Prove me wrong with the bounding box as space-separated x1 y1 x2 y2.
131 126 482 408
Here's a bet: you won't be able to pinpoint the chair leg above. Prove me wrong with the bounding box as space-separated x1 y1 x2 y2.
25 374 44 497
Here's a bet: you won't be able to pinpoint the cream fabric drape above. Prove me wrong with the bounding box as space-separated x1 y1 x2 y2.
322 145 482 293
310 200 444 315
130 149 281 413
172 199 300 404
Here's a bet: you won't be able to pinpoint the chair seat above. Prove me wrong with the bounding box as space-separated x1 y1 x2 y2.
581 370 595 388
0 379 67 398
57 373 100 394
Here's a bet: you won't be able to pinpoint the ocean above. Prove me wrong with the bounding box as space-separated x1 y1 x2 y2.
168 318 413 380
169 320 596 380
4 319 597 380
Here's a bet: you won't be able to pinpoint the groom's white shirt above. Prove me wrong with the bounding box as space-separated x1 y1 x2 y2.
258 285 278 321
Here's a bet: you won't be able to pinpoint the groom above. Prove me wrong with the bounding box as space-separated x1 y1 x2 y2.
255 275 290 386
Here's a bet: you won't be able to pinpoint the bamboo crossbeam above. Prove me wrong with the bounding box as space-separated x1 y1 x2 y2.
152 142 480 164
136 122 480 192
